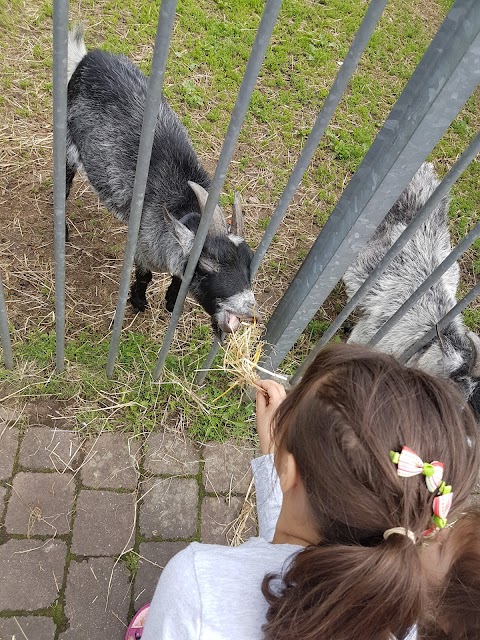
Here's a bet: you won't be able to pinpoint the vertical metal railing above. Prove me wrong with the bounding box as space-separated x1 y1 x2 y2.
291 132 480 382
260 0 480 374
152 0 284 380
195 0 389 385
0 270 13 369
106 0 178 377
52 0 69 373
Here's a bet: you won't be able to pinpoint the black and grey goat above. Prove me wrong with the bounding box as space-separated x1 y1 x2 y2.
343 162 480 420
66 25 257 335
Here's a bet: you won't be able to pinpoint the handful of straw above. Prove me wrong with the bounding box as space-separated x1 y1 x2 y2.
214 322 288 402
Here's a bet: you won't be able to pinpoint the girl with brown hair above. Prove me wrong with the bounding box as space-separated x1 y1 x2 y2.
135 343 480 640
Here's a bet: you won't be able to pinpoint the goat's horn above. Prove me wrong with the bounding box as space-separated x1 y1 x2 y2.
231 192 244 237
188 181 228 235
467 331 480 376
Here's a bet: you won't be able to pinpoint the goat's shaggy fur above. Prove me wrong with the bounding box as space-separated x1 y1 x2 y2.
344 162 480 420
65 25 256 335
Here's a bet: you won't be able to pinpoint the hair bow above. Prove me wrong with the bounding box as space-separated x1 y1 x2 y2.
390 446 453 534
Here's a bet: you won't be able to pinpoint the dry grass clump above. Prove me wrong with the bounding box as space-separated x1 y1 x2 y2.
213 322 288 402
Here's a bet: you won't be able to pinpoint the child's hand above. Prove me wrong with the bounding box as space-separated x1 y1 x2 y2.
255 380 287 455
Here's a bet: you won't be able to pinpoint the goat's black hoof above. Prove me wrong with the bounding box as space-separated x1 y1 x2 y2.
65 222 70 243
129 297 148 313
165 298 175 313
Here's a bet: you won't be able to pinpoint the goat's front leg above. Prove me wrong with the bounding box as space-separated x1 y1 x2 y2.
129 267 153 312
165 276 182 313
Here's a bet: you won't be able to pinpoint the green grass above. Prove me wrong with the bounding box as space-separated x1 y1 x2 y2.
0 0 478 440
6 327 255 442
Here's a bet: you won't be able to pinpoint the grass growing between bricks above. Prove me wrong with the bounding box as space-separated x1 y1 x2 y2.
0 0 478 442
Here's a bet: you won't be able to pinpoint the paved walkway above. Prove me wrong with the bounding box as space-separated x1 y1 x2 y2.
0 406 256 639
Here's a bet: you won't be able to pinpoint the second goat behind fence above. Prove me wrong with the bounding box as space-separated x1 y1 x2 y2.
344 162 480 421
65 25 258 336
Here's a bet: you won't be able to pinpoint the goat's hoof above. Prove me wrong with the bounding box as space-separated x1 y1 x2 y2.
129 297 148 313
165 299 175 313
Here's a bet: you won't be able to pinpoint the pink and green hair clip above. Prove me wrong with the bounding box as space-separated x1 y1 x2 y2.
390 446 453 536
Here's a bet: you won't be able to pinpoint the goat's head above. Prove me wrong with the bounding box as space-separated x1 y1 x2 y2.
167 182 258 335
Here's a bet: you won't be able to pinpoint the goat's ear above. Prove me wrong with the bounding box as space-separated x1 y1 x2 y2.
165 210 195 255
198 256 220 274
188 181 228 236
467 332 480 376
230 191 244 237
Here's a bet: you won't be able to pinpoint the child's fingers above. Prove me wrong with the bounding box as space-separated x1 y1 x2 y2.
252 380 269 397
255 379 286 406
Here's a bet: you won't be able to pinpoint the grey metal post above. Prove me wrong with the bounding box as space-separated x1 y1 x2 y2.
52 0 69 373
291 132 480 383
195 334 222 385
368 223 480 348
153 0 284 381
195 0 388 385
261 0 480 373
0 270 13 369
398 282 480 364
106 0 178 377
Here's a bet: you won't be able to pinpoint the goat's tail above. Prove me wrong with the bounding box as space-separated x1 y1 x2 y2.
68 23 87 82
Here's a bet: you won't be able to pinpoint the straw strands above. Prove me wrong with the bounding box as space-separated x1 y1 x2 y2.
212 322 288 402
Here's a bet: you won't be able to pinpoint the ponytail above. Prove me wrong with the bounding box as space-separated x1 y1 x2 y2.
262 535 423 640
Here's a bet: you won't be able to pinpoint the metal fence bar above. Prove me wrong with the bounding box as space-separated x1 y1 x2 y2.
106 0 178 377
368 223 480 348
153 0 284 381
260 0 480 373
0 270 13 369
52 0 69 373
195 0 388 385
291 132 480 383
195 335 222 385
398 282 480 365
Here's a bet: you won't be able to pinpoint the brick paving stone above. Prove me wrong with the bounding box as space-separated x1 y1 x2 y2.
140 477 198 539
6 472 75 536
201 495 257 545
71 490 135 555
144 431 200 476
134 541 188 609
202 441 254 494
0 424 18 481
0 407 21 424
0 616 56 640
19 427 83 472
81 433 140 490
0 539 66 610
60 557 130 640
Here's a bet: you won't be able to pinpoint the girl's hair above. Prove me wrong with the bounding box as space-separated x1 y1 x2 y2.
423 509 480 640
261 343 480 640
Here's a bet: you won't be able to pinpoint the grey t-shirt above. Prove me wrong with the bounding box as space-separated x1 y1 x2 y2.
141 454 417 640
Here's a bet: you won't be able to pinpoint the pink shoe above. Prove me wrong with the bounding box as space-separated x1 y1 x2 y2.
125 603 150 640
